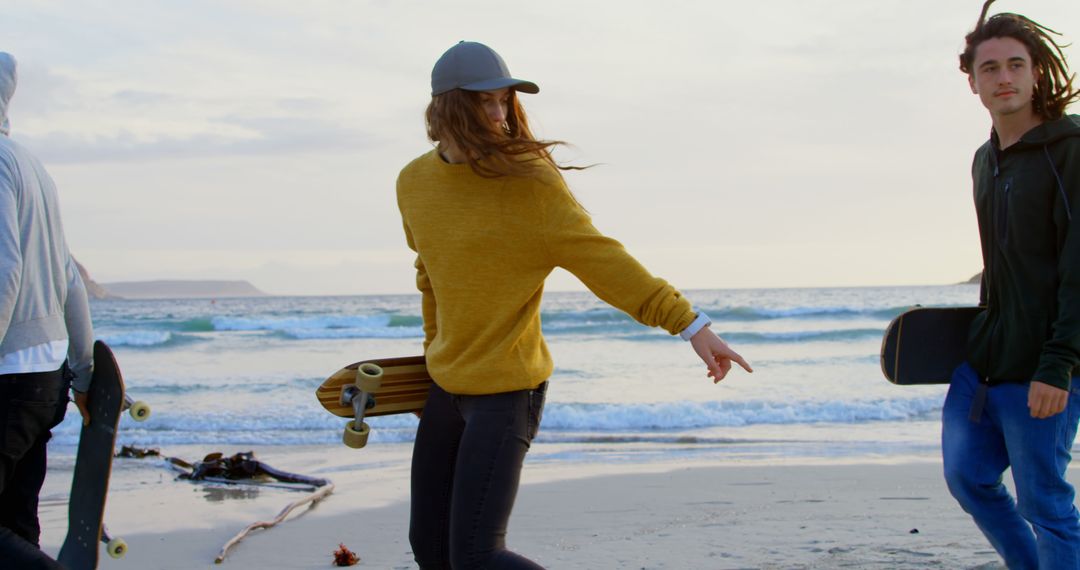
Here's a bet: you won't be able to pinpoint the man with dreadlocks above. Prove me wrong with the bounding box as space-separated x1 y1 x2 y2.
944 1 1080 567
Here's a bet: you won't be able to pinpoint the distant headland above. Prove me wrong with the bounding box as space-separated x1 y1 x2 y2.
75 260 266 300
101 280 267 299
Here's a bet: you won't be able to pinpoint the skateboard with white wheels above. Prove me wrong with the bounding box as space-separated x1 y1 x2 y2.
315 356 431 448
58 340 150 569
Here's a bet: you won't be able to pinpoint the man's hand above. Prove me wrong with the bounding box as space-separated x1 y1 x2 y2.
73 390 90 426
1028 381 1069 419
689 327 753 383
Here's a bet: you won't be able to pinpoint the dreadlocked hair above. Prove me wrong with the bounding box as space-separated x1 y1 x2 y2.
425 89 587 179
959 0 1079 120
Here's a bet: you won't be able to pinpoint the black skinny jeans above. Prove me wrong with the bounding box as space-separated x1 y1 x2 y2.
0 367 69 570
410 381 546 570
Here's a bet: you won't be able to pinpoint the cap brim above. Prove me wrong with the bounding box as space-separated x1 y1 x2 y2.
460 77 539 94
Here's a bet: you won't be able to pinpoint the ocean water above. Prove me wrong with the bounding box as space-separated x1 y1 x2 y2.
51 285 982 464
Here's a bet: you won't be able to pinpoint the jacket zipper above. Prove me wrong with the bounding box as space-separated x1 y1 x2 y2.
984 151 1004 390
997 179 1011 244
969 154 1003 422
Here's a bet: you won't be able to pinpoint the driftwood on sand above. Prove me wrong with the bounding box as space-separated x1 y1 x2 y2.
214 483 336 564
116 446 335 563
117 447 330 489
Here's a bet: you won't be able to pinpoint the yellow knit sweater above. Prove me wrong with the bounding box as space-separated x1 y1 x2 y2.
396 149 695 395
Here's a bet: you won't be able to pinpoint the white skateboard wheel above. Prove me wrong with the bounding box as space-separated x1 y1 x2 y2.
356 363 383 392
106 536 127 558
343 420 370 449
128 400 151 422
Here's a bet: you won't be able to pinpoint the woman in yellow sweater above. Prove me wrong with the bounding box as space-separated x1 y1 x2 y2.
397 41 753 569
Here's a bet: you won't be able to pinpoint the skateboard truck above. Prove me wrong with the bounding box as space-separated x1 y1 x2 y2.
100 524 127 559
122 394 151 422
340 363 382 449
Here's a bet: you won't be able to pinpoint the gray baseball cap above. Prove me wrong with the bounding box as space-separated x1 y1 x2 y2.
431 41 539 97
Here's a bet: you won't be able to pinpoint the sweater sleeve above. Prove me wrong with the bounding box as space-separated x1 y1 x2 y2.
1035 141 1080 390
397 168 437 351
403 220 437 352
63 255 94 391
0 153 21 342
540 178 695 335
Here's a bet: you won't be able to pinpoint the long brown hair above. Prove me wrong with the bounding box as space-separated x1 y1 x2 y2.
425 88 586 178
959 0 1078 121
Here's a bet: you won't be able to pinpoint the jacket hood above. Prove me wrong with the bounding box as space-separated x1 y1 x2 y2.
1015 114 1080 148
0 52 15 136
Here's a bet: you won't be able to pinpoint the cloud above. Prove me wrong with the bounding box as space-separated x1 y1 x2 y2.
111 89 175 107
19 112 383 163
6 0 1067 293
4 63 82 116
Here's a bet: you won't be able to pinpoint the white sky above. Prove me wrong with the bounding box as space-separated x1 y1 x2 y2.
2 0 1077 295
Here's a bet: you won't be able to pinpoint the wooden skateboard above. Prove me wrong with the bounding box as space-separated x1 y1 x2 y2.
58 340 150 569
880 306 983 385
315 356 432 448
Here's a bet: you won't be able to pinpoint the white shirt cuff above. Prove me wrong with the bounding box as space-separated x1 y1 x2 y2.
679 311 712 341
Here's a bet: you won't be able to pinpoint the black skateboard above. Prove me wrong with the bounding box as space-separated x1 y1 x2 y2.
880 306 983 385
58 341 149 569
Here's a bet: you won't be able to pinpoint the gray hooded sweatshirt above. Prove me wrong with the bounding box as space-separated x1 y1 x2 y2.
0 52 94 390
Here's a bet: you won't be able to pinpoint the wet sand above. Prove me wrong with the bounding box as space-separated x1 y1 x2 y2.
33 443 1045 569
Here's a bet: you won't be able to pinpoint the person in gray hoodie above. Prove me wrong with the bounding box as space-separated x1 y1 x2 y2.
1 52 94 568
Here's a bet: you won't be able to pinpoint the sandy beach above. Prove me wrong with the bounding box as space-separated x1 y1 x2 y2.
34 443 1051 569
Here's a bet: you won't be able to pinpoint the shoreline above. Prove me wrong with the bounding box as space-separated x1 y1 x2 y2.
35 443 1035 569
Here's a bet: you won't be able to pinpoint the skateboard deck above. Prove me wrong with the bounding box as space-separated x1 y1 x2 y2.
315 356 432 448
58 341 128 569
880 306 983 385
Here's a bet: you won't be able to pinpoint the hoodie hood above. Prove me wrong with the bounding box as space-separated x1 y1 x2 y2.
0 52 15 136
1015 114 1080 148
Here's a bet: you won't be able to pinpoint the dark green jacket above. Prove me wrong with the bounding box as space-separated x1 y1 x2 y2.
967 114 1080 390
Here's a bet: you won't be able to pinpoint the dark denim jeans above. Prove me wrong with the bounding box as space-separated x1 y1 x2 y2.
409 381 546 570
0 367 69 570
943 362 1080 569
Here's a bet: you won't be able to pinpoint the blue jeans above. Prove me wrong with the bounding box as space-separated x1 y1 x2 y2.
943 362 1080 569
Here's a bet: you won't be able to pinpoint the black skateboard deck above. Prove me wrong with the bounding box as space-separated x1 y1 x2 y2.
880 306 983 385
58 340 127 569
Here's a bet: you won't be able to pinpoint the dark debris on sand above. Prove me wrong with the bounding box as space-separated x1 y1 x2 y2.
333 543 360 566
